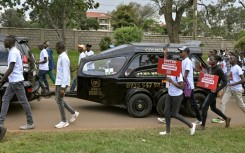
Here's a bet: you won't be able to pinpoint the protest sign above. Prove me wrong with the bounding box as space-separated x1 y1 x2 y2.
197 72 219 90
157 58 182 77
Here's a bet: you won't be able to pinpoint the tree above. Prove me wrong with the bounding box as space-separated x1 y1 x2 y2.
151 0 194 43
0 9 31 28
110 2 158 31
0 0 99 43
198 1 245 39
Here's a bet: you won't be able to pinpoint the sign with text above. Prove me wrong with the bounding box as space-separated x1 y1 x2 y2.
197 72 219 90
157 58 182 77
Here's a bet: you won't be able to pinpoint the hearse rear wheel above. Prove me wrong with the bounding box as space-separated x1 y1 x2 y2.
156 94 168 117
127 93 152 118
185 93 206 117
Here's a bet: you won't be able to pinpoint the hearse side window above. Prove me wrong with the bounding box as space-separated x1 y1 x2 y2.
135 68 165 77
82 56 127 76
125 54 159 76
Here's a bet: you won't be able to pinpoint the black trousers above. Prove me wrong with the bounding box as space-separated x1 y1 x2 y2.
164 94 192 133
201 92 227 126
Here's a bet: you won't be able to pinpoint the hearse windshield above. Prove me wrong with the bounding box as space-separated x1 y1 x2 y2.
82 56 127 76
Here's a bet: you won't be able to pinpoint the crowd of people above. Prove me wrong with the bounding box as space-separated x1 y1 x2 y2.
0 36 244 142
0 35 94 142
158 47 245 136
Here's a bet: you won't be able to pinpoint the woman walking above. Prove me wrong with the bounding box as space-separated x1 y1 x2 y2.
159 48 196 136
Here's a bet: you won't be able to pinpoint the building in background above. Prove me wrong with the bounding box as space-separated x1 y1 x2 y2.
86 12 112 31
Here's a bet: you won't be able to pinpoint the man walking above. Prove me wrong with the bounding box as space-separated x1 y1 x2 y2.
178 46 202 125
44 41 55 84
221 55 245 114
36 43 50 93
54 41 79 128
0 36 34 142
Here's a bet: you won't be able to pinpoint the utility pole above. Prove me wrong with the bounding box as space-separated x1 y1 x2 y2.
193 0 197 40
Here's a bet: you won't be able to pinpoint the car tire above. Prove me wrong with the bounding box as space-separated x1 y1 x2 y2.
127 93 152 118
156 94 168 117
185 93 206 117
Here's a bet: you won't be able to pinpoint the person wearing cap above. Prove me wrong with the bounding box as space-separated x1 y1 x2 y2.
85 44 95 70
69 44 86 93
177 46 203 125
43 41 55 84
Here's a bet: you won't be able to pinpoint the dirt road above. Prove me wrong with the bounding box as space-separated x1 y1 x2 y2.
4 96 245 132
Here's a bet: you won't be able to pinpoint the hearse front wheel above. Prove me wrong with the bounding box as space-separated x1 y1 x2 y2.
127 93 152 118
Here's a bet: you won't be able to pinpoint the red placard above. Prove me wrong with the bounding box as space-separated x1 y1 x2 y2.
157 58 182 77
197 72 219 90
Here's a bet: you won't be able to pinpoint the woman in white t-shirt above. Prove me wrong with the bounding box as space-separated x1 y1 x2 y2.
159 49 196 136
159 74 196 136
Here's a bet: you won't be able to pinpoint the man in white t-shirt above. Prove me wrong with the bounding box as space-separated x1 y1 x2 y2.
69 44 86 92
221 55 245 115
85 44 95 70
179 46 202 125
36 44 50 92
0 36 35 142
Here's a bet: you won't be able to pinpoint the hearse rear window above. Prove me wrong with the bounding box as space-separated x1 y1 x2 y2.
82 57 127 76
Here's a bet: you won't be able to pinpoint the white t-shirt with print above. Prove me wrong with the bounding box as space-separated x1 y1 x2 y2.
182 57 194 89
168 74 183 96
229 64 243 91
39 49 49 70
221 60 227 74
78 52 86 65
8 46 24 82
85 50 95 70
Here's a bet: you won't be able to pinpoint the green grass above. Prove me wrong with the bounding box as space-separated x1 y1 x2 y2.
0 126 244 153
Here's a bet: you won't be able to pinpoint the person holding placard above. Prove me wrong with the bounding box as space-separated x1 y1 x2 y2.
159 48 196 136
201 55 231 130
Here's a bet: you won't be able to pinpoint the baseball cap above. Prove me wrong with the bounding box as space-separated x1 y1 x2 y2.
178 46 190 54
78 44 86 50
86 44 92 47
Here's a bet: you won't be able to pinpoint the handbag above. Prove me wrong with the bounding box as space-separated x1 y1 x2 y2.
183 80 192 97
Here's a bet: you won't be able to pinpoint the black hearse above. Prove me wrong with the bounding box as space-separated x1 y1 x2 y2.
76 42 208 117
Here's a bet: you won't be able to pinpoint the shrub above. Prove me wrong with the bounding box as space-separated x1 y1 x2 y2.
114 26 143 46
235 36 245 51
99 36 112 51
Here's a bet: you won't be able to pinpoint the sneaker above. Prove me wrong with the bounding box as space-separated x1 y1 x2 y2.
20 124 35 130
55 121 69 128
212 117 224 123
70 111 79 123
193 120 202 125
190 123 196 135
157 118 166 123
0 127 7 143
159 131 170 136
225 117 231 128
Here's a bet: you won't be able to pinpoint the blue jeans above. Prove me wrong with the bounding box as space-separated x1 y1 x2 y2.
38 70 49 92
0 81 34 127
55 85 75 122
70 77 77 92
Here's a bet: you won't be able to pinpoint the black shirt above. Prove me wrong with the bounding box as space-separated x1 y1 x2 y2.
208 65 227 92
